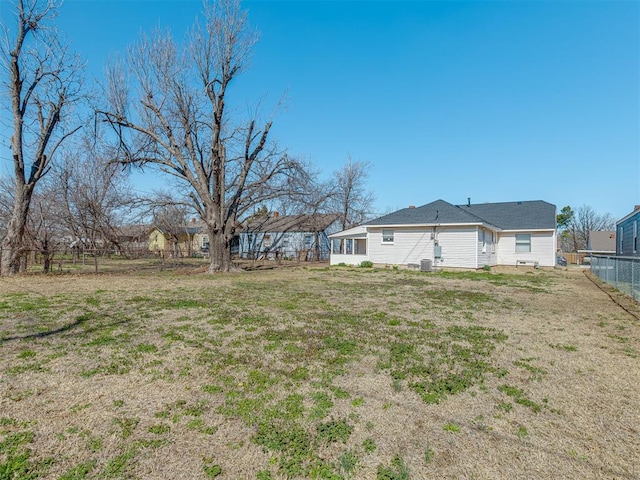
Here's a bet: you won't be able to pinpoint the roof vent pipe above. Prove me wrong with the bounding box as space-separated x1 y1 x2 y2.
467 197 471 207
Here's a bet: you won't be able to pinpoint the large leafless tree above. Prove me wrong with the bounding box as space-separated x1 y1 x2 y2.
98 0 302 272
0 0 83 275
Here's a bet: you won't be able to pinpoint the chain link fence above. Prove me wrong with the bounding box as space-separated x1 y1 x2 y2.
591 256 640 301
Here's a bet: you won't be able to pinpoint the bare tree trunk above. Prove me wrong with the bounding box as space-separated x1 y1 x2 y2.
1 185 33 276
208 228 225 273
207 225 236 273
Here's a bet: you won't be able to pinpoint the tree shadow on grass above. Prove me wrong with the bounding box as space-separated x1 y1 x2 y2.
0 313 131 344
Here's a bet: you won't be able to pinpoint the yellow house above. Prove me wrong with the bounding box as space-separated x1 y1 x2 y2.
148 222 206 257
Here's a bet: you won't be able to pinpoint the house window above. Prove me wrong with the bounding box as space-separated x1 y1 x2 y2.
634 222 637 253
304 235 312 249
515 234 531 253
346 239 353 254
619 227 623 253
202 235 209 247
382 230 394 243
491 232 496 253
332 238 343 254
354 238 367 255
481 230 486 254
248 233 254 244
264 235 271 247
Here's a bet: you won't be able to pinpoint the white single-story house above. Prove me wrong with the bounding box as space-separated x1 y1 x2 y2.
329 199 558 269
239 213 342 261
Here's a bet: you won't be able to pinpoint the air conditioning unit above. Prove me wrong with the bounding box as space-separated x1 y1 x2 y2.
420 259 433 272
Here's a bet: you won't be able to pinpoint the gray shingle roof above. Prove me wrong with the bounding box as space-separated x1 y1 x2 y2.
364 199 556 230
244 213 340 233
462 200 556 230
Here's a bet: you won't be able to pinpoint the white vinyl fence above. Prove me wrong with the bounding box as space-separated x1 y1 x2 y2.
591 256 640 301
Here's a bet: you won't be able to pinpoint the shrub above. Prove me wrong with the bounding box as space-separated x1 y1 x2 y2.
359 261 374 268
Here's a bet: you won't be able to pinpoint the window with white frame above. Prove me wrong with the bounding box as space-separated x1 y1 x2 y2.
491 232 496 253
382 230 394 243
515 234 531 253
481 230 486 254
619 226 624 253
332 238 343 254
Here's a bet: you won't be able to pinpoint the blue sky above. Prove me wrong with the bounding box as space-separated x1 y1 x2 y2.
1 0 638 221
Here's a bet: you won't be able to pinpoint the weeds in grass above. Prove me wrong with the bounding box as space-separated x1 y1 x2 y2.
363 438 376 454
114 417 139 439
424 445 435 463
316 419 353 444
550 344 578 352
513 358 547 381
58 460 96 479
148 424 171 435
498 385 543 413
338 449 359 477
377 454 410 480
442 422 461 432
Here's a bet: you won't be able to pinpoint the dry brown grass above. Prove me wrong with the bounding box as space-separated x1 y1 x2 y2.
0 265 638 479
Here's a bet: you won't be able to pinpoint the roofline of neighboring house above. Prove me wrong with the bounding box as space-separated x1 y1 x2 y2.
617 208 640 225
577 249 616 254
499 228 557 233
363 222 501 230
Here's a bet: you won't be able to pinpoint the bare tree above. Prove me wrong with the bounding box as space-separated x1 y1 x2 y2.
23 177 65 272
0 0 84 275
98 0 302 273
332 157 375 230
55 138 137 268
557 204 615 252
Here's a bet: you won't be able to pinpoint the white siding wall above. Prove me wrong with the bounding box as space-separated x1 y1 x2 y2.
497 231 556 267
436 228 478 268
367 227 478 268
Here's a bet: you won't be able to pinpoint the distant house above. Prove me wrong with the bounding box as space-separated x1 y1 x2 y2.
330 199 557 269
148 219 205 257
114 225 150 256
587 231 616 255
239 213 342 261
616 206 640 256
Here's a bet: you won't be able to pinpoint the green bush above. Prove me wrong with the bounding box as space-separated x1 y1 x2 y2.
359 261 374 268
